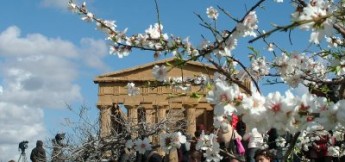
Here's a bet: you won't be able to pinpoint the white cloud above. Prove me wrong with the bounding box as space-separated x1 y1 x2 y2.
0 26 109 161
80 38 109 71
0 26 79 58
0 103 46 161
0 55 82 108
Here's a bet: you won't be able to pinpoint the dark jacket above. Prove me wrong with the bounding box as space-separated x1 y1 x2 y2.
30 140 46 162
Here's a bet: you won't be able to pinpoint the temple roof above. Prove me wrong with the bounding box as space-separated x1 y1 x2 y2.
94 57 217 83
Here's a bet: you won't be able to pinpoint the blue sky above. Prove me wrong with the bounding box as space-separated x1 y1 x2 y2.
0 0 312 160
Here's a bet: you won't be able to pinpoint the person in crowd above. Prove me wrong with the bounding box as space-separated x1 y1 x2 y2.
243 128 264 162
189 124 206 162
304 127 331 162
30 140 46 162
218 121 245 162
144 150 163 162
235 116 246 137
254 149 274 162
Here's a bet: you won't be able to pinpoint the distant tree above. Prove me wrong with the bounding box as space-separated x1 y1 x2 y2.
56 104 187 161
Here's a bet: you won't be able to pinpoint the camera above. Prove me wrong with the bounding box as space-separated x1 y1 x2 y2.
18 141 29 154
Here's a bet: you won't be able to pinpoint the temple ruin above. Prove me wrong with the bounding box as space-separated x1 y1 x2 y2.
94 58 250 139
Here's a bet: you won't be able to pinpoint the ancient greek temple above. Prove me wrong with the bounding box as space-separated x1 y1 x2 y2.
94 58 251 139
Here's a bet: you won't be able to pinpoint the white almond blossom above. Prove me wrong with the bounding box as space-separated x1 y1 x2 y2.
333 125 345 141
194 74 208 85
213 72 227 83
126 82 140 96
336 100 345 126
275 137 287 148
330 58 345 76
195 132 221 161
67 2 78 12
206 81 242 104
213 115 228 130
328 146 340 157
251 57 270 76
267 43 274 52
96 20 116 34
169 76 183 84
134 138 152 154
174 85 191 91
236 11 258 37
159 132 187 153
309 19 334 44
204 145 222 162
214 103 237 117
145 23 168 40
214 46 231 57
109 45 131 58
125 139 134 149
325 36 343 47
291 0 334 44
206 6 219 20
264 91 293 133
241 91 268 131
152 65 168 82
241 91 266 118
284 74 302 88
274 53 291 75
297 93 316 113
195 131 214 151
81 12 94 22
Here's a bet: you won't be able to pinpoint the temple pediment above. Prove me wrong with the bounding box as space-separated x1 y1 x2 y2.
94 58 217 83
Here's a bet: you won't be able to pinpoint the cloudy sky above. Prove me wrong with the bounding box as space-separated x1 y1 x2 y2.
1 0 118 160
0 0 309 160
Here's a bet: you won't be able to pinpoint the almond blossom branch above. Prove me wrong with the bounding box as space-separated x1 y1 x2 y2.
249 14 333 43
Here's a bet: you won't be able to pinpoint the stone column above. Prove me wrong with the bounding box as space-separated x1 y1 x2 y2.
145 107 154 141
157 105 167 121
203 108 208 130
126 105 138 124
146 109 154 124
97 104 112 138
125 105 138 138
184 103 197 137
155 104 168 156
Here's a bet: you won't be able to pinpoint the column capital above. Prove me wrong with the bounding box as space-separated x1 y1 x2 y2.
124 104 138 109
153 101 169 106
152 101 169 109
182 102 198 108
97 104 112 110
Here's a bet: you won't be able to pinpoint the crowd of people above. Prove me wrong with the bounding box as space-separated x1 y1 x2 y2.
179 113 345 162
11 115 345 162
13 133 67 162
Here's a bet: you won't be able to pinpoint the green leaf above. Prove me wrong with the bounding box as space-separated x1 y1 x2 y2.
247 46 260 60
190 92 201 99
206 82 213 90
